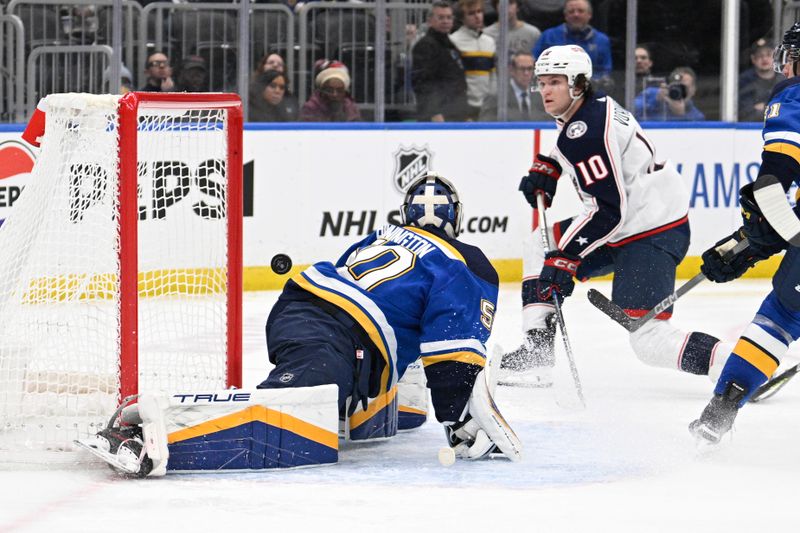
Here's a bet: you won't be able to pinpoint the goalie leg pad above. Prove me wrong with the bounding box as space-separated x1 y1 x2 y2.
343 387 398 441
149 386 339 472
397 361 428 431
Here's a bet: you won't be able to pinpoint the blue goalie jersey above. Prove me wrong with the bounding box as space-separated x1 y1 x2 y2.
281 224 498 420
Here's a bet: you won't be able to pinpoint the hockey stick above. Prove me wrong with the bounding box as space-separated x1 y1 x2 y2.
750 363 800 403
536 194 586 407
587 238 750 333
752 174 800 246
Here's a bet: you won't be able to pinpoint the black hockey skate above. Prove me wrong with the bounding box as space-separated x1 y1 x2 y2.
498 314 556 387
74 397 154 477
689 381 747 446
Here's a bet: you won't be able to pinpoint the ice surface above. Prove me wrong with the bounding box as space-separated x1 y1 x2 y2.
1 280 798 532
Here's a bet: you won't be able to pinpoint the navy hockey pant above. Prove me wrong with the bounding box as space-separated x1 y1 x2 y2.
257 300 377 415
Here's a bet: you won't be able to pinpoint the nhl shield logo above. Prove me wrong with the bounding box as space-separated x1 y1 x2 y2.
392 146 433 192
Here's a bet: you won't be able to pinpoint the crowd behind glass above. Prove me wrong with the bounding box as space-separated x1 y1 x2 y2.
0 0 783 123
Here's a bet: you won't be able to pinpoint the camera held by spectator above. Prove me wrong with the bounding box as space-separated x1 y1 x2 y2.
667 73 688 101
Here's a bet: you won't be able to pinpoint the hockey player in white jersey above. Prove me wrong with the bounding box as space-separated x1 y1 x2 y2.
501 45 732 386
77 173 522 476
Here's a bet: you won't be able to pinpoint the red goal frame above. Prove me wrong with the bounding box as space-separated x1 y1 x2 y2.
116 92 243 399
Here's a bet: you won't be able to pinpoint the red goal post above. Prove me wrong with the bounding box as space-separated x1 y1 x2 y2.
117 92 244 400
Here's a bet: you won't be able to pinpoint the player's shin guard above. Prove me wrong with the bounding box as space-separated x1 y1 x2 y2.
629 319 727 376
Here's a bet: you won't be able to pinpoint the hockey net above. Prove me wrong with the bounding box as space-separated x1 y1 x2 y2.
0 93 242 460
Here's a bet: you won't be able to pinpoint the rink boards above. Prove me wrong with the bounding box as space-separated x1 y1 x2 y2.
0 122 780 287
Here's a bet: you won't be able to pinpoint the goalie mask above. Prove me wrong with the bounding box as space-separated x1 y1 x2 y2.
401 173 463 238
774 22 800 74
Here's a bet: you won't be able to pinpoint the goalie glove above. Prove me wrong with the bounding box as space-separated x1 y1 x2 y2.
443 369 523 462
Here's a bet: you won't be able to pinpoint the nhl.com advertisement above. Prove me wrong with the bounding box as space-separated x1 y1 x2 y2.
0 125 768 278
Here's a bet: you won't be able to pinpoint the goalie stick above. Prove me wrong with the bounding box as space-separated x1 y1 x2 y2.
536 193 586 407
750 363 800 403
587 237 750 332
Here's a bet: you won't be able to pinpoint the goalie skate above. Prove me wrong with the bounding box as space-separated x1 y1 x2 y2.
74 434 152 477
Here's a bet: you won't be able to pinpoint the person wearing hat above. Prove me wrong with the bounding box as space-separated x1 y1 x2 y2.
176 55 209 92
739 38 785 122
299 60 362 122
103 64 134 95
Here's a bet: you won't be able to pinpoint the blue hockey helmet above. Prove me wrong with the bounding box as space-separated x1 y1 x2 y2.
401 173 463 238
774 22 800 73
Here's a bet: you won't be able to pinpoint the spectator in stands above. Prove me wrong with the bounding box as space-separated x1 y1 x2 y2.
479 52 548 121
254 52 286 75
140 52 174 92
299 60 362 122
484 0 541 55
252 51 298 115
450 0 496 120
102 64 134 95
635 44 654 91
175 55 209 92
739 38 784 122
249 70 297 122
532 0 612 84
634 66 705 121
411 0 469 122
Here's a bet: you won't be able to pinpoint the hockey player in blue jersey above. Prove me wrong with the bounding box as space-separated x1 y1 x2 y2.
258 173 522 461
500 45 733 387
689 25 800 445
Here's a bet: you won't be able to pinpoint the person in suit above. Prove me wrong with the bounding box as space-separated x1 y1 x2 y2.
480 52 549 121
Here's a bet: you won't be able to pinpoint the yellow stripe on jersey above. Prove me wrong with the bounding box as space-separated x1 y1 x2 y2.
764 142 800 165
464 70 493 76
732 338 780 378
398 405 427 415
460 51 494 58
167 405 338 449
293 273 392 392
349 387 398 430
405 226 465 263
421 351 486 367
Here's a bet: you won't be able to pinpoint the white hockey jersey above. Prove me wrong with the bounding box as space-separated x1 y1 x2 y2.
552 95 689 258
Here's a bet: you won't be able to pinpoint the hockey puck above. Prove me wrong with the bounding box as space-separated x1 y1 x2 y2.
270 254 293 275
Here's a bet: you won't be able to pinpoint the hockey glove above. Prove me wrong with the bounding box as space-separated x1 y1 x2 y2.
444 369 522 462
519 154 562 208
700 230 775 283
739 182 787 250
537 250 581 301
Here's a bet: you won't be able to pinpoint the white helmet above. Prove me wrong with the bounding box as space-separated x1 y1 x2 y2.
534 45 593 88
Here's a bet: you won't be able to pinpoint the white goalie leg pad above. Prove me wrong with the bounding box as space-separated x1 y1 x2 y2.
461 369 523 462
397 360 428 431
145 385 339 472
135 394 170 477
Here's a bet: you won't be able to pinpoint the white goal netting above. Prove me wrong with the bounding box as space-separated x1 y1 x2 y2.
0 93 240 458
